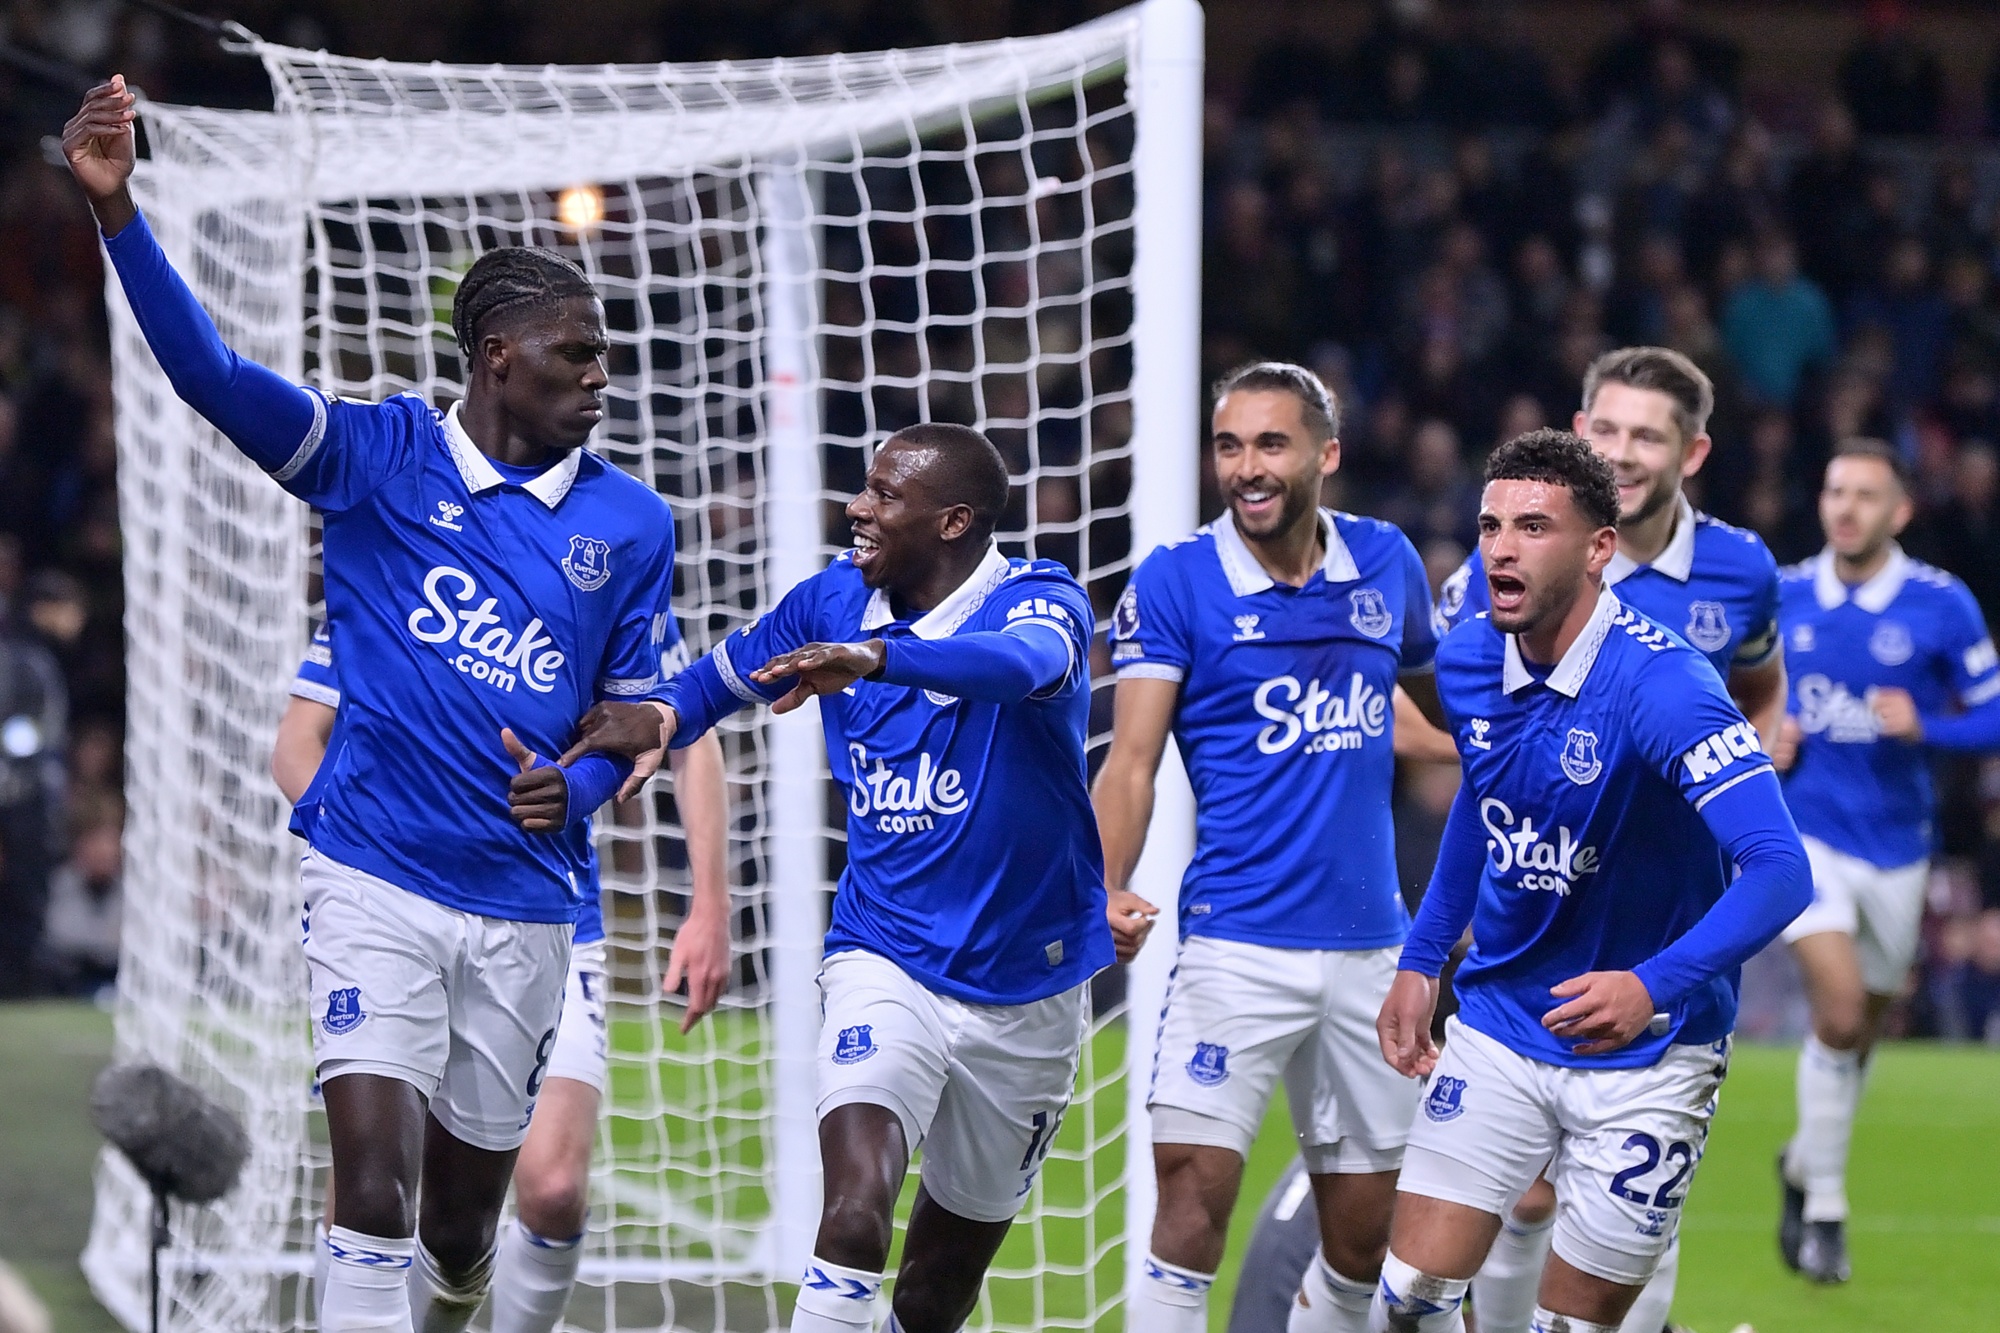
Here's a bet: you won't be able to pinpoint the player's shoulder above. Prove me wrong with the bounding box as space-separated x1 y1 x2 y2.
572 452 675 528
1690 509 1778 578
1607 601 1725 697
1434 610 1499 671
1777 555 1818 586
1901 555 1969 600
1136 523 1222 576
993 557 1090 616
1329 509 1418 562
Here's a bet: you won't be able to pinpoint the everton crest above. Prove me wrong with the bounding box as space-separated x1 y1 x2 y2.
561 534 612 592
1869 620 1914 666
831 1024 876 1065
1186 1041 1230 1087
1559 728 1603 785
1423 1075 1466 1122
1349 587 1393 639
1684 600 1730 653
323 986 366 1036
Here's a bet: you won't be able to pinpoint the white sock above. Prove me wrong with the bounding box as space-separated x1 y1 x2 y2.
408 1238 492 1333
1471 1211 1555 1333
315 1222 332 1325
1529 1310 1617 1333
1131 1253 1212 1333
1616 1234 1677 1333
322 1227 414 1333
1288 1249 1375 1333
488 1218 584 1333
790 1256 881 1332
1369 1250 1467 1332
1787 1034 1865 1221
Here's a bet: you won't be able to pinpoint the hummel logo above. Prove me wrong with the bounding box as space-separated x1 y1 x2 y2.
1468 718 1492 749
1233 614 1266 642
429 500 465 532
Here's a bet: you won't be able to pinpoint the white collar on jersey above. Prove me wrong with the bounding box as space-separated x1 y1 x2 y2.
1503 584 1623 698
1604 493 1696 586
858 541 1012 640
1212 507 1360 597
1812 542 1910 613
441 401 583 509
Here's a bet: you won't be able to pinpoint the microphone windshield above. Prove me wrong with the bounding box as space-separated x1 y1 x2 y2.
90 1064 249 1205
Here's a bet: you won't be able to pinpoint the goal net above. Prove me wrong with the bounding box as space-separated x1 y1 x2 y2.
86 3 1200 1330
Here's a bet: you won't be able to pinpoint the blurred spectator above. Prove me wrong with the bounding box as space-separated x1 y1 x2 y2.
1721 231 1837 408
1847 234 1950 412
1910 440 2000 617
37 788 120 997
1784 101 1871 302
1940 910 2000 1043
0 610 65 998
1374 418 1480 551
1583 0 1741 118
1838 0 1944 137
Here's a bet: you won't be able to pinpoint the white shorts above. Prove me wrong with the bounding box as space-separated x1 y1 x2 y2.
1399 1017 1729 1287
544 939 609 1094
816 948 1087 1224
301 849 573 1152
1780 835 1928 994
1148 935 1418 1174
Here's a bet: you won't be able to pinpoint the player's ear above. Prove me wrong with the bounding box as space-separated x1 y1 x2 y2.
1318 434 1341 477
477 330 510 381
936 503 974 543
1680 431 1712 479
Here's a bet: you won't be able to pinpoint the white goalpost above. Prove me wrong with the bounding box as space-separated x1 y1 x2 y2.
86 3 1200 1330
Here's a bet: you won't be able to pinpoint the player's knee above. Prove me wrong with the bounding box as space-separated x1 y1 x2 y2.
1153 1146 1239 1237
889 1279 979 1333
1318 1224 1388 1284
1512 1177 1558 1226
513 1167 589 1241
418 1212 502 1282
1812 1005 1866 1051
332 1174 414 1239
815 1191 896 1271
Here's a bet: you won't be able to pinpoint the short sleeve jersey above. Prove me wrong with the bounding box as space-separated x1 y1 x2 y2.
1109 510 1436 949
1435 590 1777 1067
1778 546 2000 868
674 546 1113 1005
1435 497 1781 680
279 393 677 923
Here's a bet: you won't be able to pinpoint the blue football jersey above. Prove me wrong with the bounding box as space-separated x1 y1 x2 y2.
283 619 663 945
1109 510 1435 949
1434 590 1785 1067
1778 546 2000 868
1435 497 1780 679
281 394 677 923
667 546 1112 1005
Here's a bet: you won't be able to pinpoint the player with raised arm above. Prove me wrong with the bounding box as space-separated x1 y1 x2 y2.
574 423 1111 1333
1430 347 1784 1333
273 626 731 1332
65 78 686 1333
1095 362 1441 1333
1769 439 2000 1284
1373 430 1810 1333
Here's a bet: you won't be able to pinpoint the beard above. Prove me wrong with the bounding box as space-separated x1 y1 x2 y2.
1622 470 1678 527
1489 564 1588 639
1231 476 1319 539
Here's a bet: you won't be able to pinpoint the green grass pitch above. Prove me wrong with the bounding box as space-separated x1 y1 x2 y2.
5 1001 1995 1333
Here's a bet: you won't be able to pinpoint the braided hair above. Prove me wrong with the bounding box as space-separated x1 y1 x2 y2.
450 247 598 356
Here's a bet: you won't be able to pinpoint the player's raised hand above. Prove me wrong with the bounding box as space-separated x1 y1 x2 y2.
1867 686 1924 742
502 727 568 832
664 890 731 1033
560 701 676 801
1771 714 1803 771
751 639 886 714
1543 970 1656 1056
1105 888 1159 964
61 76 139 235
1377 970 1440 1078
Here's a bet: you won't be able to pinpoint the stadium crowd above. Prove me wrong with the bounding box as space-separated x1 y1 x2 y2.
2 0 2000 1040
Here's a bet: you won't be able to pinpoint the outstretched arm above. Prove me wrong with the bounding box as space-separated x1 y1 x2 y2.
1091 676 1178 963
63 78 325 474
751 621 1074 713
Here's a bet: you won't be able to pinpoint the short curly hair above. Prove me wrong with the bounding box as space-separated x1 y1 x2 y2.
1484 428 1620 530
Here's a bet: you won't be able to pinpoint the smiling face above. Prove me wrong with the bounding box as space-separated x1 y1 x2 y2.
845 438 970 592
1211 388 1338 542
486 295 610 452
1479 478 1618 637
1574 380 1709 527
1819 453 1911 562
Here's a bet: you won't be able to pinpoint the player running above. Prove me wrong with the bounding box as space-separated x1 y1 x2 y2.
1771 439 2000 1284
1095 361 1440 1333
575 423 1112 1333
273 626 731 1331
66 78 684 1333
1432 346 1784 1333
1374 429 1811 1333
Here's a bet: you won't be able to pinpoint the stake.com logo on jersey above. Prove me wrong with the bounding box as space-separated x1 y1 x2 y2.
406 565 567 695
1480 798 1599 896
847 742 968 834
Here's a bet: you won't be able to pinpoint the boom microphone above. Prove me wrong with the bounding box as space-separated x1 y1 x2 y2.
90 1063 249 1205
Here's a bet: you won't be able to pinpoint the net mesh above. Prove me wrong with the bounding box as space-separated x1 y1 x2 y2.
89 10 1167 1332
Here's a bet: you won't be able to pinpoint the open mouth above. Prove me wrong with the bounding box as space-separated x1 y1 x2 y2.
1232 486 1280 521
1488 571 1528 614
852 531 881 568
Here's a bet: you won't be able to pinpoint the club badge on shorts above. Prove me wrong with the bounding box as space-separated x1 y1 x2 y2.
1187 1041 1230 1087
1423 1075 1467 1122
323 987 366 1036
831 1024 876 1065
